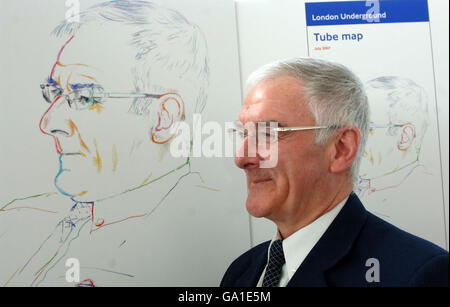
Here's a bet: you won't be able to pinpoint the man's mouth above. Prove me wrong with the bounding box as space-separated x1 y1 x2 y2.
250 177 272 186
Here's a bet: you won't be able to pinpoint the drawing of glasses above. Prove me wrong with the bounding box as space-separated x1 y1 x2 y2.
369 121 411 136
40 83 162 111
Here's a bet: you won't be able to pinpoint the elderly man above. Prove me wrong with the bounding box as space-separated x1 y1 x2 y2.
221 58 448 287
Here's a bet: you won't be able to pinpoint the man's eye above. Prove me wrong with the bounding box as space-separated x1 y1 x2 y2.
388 126 400 136
70 94 101 110
261 130 273 138
75 96 91 106
83 95 98 102
80 96 90 102
256 131 272 141
79 95 101 105
236 130 246 139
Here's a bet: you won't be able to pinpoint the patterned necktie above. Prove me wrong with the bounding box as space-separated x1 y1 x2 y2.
262 239 285 287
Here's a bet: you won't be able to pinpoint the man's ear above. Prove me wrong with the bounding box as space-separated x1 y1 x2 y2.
329 126 361 174
151 93 185 144
397 124 415 151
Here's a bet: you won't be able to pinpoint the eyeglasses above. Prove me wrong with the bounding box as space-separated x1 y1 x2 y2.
369 121 409 136
227 121 340 145
40 83 161 110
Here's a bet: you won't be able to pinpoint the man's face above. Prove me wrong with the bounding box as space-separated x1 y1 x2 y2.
359 87 418 180
39 26 161 201
235 75 330 223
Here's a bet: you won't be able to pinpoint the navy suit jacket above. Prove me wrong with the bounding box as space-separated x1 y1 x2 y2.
221 193 449 287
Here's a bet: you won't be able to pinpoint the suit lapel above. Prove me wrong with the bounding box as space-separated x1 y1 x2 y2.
235 241 270 286
287 193 368 286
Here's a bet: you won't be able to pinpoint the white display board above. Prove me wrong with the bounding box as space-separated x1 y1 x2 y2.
306 0 446 248
0 0 250 286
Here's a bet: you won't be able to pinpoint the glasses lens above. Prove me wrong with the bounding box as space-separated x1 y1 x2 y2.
67 88 99 110
227 126 245 142
387 124 402 136
256 131 270 145
227 122 278 145
256 122 277 145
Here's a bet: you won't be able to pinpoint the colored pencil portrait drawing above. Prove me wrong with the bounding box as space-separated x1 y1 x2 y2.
1 0 211 286
357 76 430 196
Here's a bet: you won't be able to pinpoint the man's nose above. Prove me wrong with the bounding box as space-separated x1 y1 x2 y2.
39 96 71 138
234 137 261 170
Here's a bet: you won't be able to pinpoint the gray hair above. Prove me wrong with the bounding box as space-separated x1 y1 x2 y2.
246 58 370 184
53 0 209 115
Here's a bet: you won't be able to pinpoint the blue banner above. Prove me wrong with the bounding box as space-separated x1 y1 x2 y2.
305 0 429 26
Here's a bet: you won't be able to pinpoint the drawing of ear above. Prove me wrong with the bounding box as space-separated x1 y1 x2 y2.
397 124 416 151
151 93 185 144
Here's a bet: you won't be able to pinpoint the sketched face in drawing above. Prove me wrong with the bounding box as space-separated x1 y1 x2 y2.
38 2 209 202
359 76 429 180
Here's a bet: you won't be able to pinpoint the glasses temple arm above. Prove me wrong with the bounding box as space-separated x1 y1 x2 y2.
93 93 162 99
274 125 340 132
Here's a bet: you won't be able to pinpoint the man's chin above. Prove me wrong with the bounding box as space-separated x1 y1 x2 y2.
54 186 103 203
54 173 90 201
245 198 271 218
54 173 128 203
